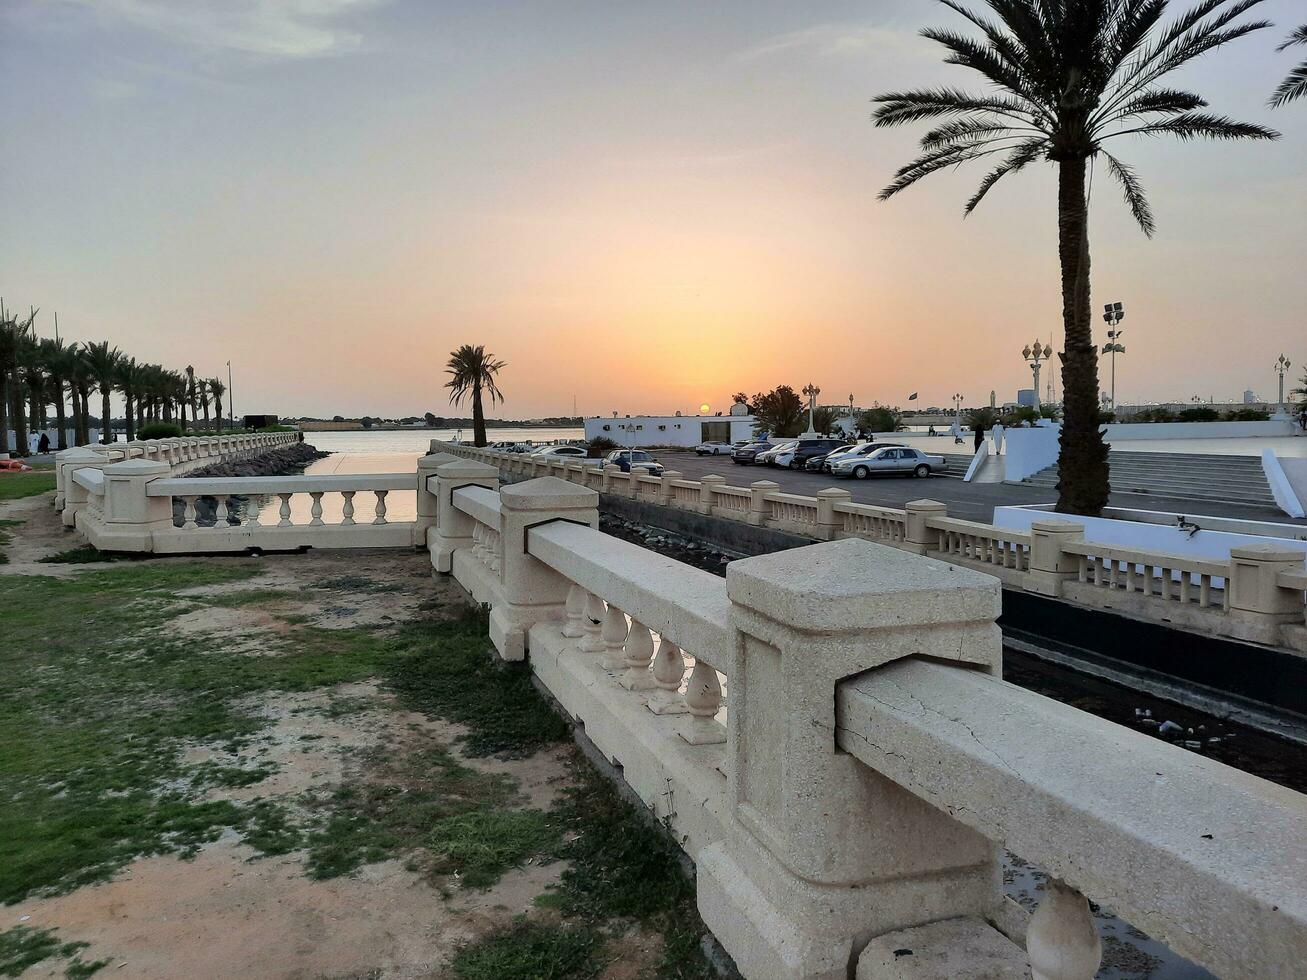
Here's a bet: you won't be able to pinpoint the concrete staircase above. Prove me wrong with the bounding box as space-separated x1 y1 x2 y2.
938 451 977 479
1022 450 1278 508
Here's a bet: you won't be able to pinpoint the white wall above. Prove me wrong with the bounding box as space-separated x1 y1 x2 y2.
584 415 754 448
1002 424 1062 481
1273 455 1307 519
1103 419 1296 441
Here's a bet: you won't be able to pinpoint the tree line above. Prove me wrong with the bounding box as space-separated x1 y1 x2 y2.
0 305 228 456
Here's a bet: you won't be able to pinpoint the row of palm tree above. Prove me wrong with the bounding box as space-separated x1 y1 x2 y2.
875 1 1305 516
0 306 228 455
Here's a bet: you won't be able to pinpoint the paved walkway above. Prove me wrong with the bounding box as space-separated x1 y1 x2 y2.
657 450 1307 526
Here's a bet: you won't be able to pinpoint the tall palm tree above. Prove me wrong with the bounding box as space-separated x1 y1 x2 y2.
198 379 211 432
445 344 506 447
209 377 226 433
872 0 1277 515
39 338 74 450
82 341 122 444
185 365 196 433
1271 26 1307 107
0 308 37 453
116 357 145 442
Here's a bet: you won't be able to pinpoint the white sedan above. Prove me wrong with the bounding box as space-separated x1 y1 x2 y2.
529 445 589 460
830 446 946 480
695 441 733 456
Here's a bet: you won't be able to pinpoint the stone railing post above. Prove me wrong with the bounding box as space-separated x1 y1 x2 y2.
1229 545 1307 642
60 448 114 527
1026 519 1086 597
491 476 600 661
659 471 681 506
699 537 1005 979
903 498 947 555
815 488 852 541
415 451 460 546
429 460 499 574
747 480 778 526
602 463 620 493
99 459 173 551
699 474 725 515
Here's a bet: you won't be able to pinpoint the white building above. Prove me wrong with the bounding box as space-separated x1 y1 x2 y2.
585 409 756 448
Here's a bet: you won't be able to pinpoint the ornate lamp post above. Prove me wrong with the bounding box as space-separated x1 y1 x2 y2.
1022 340 1054 408
1275 354 1293 418
802 383 821 435
951 392 964 435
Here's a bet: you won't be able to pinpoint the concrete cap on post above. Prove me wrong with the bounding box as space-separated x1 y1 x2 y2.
415 452 461 543
815 487 852 541
430 459 499 573
1027 518 1086 597
698 474 725 515
701 538 1005 978
102 459 173 547
1228 544 1307 622
492 476 600 661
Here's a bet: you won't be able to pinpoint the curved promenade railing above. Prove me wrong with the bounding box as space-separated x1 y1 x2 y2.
435 441 1307 655
418 461 1307 980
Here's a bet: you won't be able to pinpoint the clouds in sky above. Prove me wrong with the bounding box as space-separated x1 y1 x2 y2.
52 0 387 59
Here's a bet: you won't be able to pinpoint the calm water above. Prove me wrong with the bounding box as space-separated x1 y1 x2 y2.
262 428 583 524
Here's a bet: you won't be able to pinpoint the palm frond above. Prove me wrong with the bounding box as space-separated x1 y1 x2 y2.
963 139 1047 216
1102 151 1156 237
1106 111 1279 141
1269 61 1307 108
872 88 1039 127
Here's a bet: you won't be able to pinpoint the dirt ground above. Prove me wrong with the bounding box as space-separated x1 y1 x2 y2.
1 493 589 979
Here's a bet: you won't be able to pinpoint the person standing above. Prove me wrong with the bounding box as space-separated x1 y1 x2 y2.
973 423 984 453
37 432 50 454
28 430 40 456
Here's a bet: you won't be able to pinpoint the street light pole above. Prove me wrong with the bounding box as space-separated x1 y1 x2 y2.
952 393 963 435
1102 302 1126 409
227 360 234 431
1022 340 1053 408
1275 354 1292 418
801 383 821 435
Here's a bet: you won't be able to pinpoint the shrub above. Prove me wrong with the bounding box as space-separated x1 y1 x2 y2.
1223 408 1270 422
1131 406 1177 423
586 437 618 459
137 422 182 440
1177 406 1220 423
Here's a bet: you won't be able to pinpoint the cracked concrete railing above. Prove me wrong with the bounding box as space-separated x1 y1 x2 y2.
434 441 1307 653
428 474 1307 979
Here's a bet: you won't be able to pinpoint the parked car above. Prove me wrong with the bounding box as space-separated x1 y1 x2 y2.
530 445 588 460
830 446 946 480
758 442 797 466
488 441 517 451
814 441 906 473
604 449 665 476
695 441 733 456
785 438 850 470
731 441 773 464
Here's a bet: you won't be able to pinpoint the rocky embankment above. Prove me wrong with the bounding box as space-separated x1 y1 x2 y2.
175 441 330 525
185 441 329 479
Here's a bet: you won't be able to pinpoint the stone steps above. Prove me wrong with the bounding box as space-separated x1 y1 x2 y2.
1021 451 1278 507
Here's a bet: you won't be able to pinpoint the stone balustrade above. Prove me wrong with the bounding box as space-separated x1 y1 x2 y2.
424 470 1307 979
54 433 420 554
435 441 1307 653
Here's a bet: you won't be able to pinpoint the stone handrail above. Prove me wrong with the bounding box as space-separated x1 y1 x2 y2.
836 657 1307 980
435 441 1307 653
71 468 105 493
420 467 1307 979
146 473 414 497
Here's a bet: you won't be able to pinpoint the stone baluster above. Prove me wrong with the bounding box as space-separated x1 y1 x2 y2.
579 592 606 654
489 529 502 574
277 493 293 526
600 603 629 670
646 638 689 714
562 584 587 638
1026 878 1102 980
246 494 261 527
182 496 199 530
309 492 324 526
472 522 485 560
341 491 356 526
619 620 657 690
373 489 389 525
680 658 726 744
215 496 229 526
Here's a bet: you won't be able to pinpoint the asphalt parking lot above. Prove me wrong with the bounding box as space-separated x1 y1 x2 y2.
653 450 1301 525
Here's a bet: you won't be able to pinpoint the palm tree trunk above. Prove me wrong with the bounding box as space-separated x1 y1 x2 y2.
13 376 29 455
77 385 89 445
472 386 487 447
125 394 136 441
214 396 223 433
54 382 68 450
101 387 113 444
1054 158 1110 517
0 374 9 454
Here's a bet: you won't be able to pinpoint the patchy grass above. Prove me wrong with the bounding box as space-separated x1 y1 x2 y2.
450 920 602 980
0 519 20 564
37 544 136 564
0 471 55 501
0 925 106 978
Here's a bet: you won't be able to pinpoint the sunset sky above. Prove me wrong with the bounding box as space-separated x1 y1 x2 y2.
3 0 1304 420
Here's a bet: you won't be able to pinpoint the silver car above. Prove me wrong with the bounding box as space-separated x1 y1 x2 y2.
830 446 946 480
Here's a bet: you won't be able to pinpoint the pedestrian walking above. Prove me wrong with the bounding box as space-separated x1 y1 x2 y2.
37 432 51 454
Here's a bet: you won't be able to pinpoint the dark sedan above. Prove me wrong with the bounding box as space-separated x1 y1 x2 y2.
731 441 773 464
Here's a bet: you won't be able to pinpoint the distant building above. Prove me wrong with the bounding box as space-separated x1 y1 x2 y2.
1243 389 1257 405
242 414 279 430
1016 389 1038 408
584 413 756 448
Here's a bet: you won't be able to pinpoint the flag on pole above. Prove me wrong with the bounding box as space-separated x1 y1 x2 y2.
907 392 918 401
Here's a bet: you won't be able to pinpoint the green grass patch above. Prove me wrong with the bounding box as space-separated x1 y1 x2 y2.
0 519 20 564
304 742 556 888
450 920 602 980
0 471 55 501
0 925 106 978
